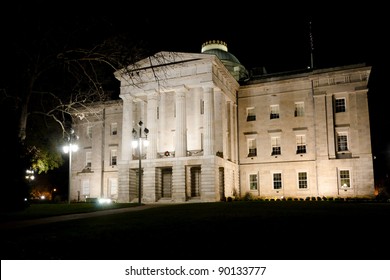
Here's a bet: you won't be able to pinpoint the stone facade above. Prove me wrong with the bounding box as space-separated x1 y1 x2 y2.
69 44 374 203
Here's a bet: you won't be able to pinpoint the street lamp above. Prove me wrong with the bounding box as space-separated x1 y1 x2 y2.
132 121 149 204
63 128 79 204
25 169 35 181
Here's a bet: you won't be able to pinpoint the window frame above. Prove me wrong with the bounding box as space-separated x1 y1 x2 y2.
246 107 256 121
273 172 283 190
337 132 349 152
297 171 308 189
249 173 258 191
271 136 281 156
339 169 351 189
247 138 257 157
270 104 280 119
111 123 118 135
335 97 346 113
85 151 92 168
110 149 117 166
296 134 307 154
294 102 305 117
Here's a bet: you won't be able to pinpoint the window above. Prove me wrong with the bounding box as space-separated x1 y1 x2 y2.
111 123 117 135
339 170 351 188
271 136 281 155
296 135 306 154
248 138 257 157
294 102 304 117
157 106 159 119
298 172 308 189
273 173 282 189
200 99 204 115
109 178 118 199
249 174 258 190
111 149 117 166
335 98 346 113
337 132 348 152
246 107 256 121
87 126 92 138
82 179 90 196
86 151 92 168
270 105 280 119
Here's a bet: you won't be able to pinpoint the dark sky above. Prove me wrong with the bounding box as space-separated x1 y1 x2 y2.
1 1 389 179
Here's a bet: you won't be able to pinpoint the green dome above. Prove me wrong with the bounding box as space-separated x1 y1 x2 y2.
201 40 249 82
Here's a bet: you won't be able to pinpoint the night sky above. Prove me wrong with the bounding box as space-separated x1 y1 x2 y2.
1 1 389 180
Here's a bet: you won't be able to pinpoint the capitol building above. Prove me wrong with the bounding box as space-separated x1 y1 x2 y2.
69 40 374 203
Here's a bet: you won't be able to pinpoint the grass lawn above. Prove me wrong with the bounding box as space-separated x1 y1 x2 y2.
1 200 389 260
0 202 139 222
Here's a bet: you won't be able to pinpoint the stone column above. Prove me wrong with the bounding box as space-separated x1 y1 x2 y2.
172 161 186 202
222 99 228 159
232 103 238 163
175 87 187 157
120 95 134 161
203 86 215 156
146 89 158 159
117 93 133 202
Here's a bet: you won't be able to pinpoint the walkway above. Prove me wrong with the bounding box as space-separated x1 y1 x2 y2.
0 204 166 230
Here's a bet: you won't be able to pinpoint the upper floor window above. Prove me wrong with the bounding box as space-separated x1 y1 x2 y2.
247 138 257 157
87 126 92 138
273 173 282 189
246 107 256 121
270 105 280 119
111 123 118 135
271 136 281 155
298 172 308 189
86 151 92 168
296 135 307 154
110 149 117 166
335 98 346 113
200 99 204 115
294 102 304 117
337 132 348 152
249 174 258 190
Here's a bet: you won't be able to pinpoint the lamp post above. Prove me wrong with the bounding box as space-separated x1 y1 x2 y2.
132 121 149 204
63 128 79 204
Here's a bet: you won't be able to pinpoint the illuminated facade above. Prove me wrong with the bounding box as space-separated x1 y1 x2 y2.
69 41 374 203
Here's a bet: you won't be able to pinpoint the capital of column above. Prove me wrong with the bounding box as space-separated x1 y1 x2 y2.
146 89 159 100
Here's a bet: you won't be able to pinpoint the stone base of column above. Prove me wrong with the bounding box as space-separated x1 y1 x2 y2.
172 162 186 202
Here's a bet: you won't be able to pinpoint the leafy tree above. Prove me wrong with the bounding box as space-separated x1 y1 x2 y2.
1 8 153 175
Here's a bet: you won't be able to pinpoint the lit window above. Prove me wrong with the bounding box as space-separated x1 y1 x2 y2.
298 172 308 189
273 173 282 189
339 170 351 188
249 174 258 190
337 133 348 152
